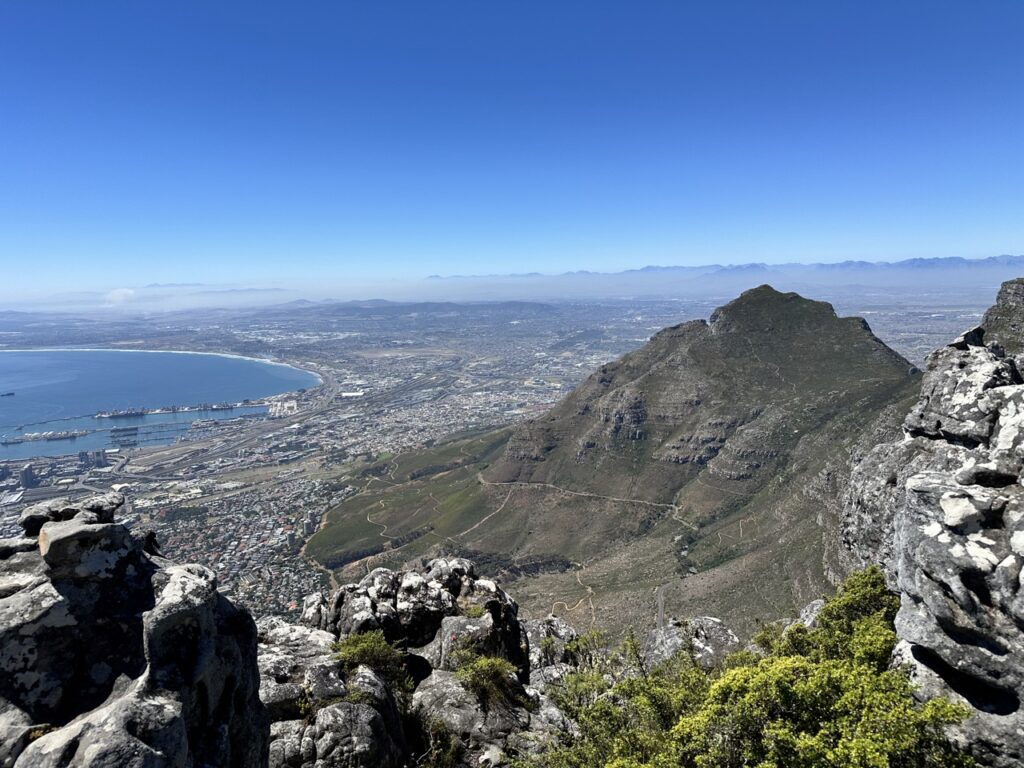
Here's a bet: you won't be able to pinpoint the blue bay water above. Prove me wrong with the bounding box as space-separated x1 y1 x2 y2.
0 350 320 460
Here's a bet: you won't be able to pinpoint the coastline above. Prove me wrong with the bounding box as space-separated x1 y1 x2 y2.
0 349 325 458
0 347 324 386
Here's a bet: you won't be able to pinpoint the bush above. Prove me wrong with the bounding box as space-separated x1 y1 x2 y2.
414 717 464 767
332 630 412 702
452 651 525 710
523 568 972 768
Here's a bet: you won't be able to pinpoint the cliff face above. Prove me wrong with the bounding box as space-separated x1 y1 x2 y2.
981 277 1024 354
0 493 267 767
845 280 1024 767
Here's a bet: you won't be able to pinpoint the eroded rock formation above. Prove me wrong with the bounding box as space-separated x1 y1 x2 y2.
845 293 1024 766
0 493 267 767
259 558 573 767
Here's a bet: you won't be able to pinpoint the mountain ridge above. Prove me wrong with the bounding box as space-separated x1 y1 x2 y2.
426 254 1024 280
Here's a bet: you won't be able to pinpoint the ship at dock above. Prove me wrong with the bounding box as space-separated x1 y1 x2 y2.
1 429 89 446
94 408 148 419
94 402 243 419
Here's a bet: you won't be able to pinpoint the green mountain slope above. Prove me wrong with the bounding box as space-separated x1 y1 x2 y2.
306 286 920 636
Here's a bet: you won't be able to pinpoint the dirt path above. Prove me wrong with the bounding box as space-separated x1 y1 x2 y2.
457 487 514 538
366 499 394 540
551 563 596 628
478 473 698 531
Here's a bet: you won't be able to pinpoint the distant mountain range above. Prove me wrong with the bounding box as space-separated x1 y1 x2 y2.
429 254 1024 280
418 254 1024 303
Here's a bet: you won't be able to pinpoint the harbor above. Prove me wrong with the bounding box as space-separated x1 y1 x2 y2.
2 403 273 459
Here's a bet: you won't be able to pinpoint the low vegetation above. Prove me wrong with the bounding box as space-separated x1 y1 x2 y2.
452 649 527 710
523 568 973 768
332 629 412 702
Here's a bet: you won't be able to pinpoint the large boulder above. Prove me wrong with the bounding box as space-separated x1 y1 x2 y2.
411 578 530 682
412 669 530 763
523 616 578 686
257 616 408 768
312 563 461 646
257 616 345 721
295 558 564 766
0 494 267 767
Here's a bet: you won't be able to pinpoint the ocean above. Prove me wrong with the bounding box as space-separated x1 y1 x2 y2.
0 349 320 460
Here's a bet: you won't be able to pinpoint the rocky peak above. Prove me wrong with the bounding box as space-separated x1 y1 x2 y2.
0 493 267 767
707 284 844 335
981 277 1024 354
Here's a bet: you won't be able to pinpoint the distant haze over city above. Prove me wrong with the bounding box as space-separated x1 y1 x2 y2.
3 254 1024 314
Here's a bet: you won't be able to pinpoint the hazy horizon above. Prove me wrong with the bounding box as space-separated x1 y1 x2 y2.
2 253 1022 314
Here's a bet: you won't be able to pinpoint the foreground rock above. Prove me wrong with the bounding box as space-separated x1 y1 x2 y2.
845 286 1024 768
258 558 566 767
0 493 267 767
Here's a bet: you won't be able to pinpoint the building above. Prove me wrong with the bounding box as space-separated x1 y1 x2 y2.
19 464 36 489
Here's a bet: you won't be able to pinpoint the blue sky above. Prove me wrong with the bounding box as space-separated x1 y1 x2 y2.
1 1 1021 299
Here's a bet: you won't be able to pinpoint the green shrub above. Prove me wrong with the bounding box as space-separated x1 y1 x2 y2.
539 635 558 665
523 568 973 768
563 629 612 671
452 651 525 710
670 655 971 768
414 716 464 767
332 630 412 702
463 603 486 619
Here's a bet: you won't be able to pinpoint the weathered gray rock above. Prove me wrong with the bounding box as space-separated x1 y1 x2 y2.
411 579 530 680
523 616 578 686
257 616 345 721
0 494 266 767
311 563 460 646
797 598 825 629
412 670 529 758
305 559 528 676
266 665 406 768
844 288 1024 767
17 492 125 538
38 519 132 580
982 277 1024 355
292 558 575 766
644 616 739 671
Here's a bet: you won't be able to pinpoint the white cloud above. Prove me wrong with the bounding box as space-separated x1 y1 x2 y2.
103 288 136 305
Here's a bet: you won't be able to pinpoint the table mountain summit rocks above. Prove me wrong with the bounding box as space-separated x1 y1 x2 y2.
261 557 580 767
844 278 1024 767
0 493 267 767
